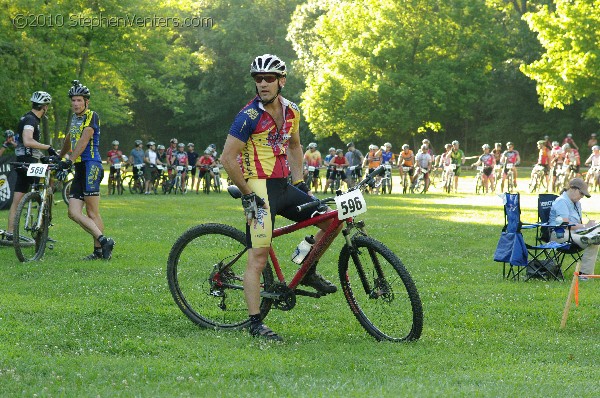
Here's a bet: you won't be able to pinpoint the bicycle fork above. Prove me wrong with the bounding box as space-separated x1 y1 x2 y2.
342 222 388 299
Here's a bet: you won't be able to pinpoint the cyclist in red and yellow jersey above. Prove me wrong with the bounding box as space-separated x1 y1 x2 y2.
221 54 340 341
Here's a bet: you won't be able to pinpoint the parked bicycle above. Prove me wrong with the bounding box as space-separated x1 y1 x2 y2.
304 165 322 193
167 166 423 342
503 163 516 193
123 164 145 194
585 166 600 192
346 165 361 188
474 165 485 194
212 166 222 193
443 164 456 193
400 166 411 194
168 165 186 195
528 164 546 193
492 164 502 192
107 162 125 195
9 156 63 262
381 162 393 194
412 168 429 194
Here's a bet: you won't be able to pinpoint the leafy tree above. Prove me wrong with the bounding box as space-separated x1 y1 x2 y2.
288 0 505 148
521 0 600 120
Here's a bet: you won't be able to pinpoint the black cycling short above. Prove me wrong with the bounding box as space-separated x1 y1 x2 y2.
483 166 493 177
69 161 104 200
245 178 317 248
14 156 40 193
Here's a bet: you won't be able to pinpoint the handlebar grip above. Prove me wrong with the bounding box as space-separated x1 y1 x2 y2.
296 200 322 213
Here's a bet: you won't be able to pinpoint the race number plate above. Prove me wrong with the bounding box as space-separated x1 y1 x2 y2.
27 163 48 177
176 166 184 171
335 190 367 220
187 165 193 171
385 163 392 170
506 163 514 169
212 167 220 174
476 166 484 172
308 166 315 172
114 163 122 169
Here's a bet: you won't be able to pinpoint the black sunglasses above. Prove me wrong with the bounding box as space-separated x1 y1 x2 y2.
253 75 278 83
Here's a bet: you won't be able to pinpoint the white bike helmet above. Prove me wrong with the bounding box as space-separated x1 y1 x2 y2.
112 140 119 146
250 54 287 76
30 91 52 105
308 142 317 149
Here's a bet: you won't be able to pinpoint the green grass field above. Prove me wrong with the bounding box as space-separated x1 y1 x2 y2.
1 181 599 397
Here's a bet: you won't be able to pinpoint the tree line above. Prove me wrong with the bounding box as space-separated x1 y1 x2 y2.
0 0 598 159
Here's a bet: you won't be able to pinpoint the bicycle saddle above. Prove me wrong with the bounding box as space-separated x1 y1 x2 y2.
227 185 242 199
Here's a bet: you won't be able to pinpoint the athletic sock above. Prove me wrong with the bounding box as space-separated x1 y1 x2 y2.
249 314 262 325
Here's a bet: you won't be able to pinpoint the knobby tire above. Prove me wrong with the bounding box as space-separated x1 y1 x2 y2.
14 191 48 262
338 235 423 341
167 223 274 330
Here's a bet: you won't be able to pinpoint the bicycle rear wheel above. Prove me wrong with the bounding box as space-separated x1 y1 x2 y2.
167 223 274 330
338 235 422 341
14 191 48 262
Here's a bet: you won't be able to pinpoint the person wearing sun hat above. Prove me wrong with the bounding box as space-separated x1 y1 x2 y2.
550 178 600 279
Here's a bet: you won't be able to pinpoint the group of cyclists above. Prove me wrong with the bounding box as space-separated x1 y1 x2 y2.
297 133 600 195
526 134 600 194
105 139 221 194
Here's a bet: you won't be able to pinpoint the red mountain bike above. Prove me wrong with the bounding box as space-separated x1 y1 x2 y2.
167 167 423 341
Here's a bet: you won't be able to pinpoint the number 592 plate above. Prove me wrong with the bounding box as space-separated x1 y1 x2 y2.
334 190 367 220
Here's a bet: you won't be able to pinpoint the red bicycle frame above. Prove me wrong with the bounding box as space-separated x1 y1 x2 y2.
269 208 350 290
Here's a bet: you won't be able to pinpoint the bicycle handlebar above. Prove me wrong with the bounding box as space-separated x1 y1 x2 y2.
295 165 385 213
10 156 62 170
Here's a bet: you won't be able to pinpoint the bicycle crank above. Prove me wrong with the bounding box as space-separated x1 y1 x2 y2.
262 283 296 311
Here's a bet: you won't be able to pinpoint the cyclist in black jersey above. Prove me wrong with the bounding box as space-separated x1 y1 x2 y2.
0 129 16 157
186 143 199 191
5 91 58 240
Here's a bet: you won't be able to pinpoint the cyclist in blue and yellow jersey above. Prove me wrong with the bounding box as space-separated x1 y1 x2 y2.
4 91 58 241
221 54 340 341
59 80 114 260
471 144 496 193
449 140 465 192
500 141 520 191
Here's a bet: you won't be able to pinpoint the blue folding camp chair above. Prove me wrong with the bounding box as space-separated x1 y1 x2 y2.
494 193 529 279
494 192 570 281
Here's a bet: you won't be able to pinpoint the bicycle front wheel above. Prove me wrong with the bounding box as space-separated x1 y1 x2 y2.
14 191 48 262
62 179 72 205
338 235 423 341
167 223 274 330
